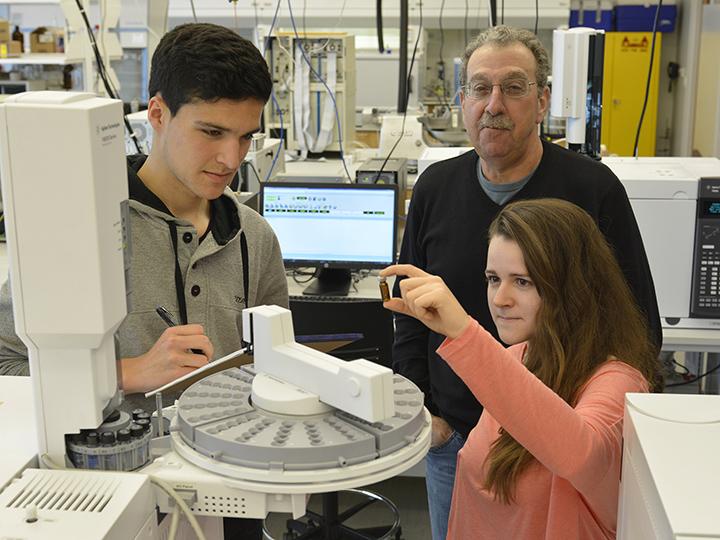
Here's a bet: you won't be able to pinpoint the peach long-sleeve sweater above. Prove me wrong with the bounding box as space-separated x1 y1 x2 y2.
438 320 648 540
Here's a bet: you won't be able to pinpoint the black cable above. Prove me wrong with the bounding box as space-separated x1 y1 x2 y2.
671 358 690 375
246 160 263 188
398 0 408 112
374 0 423 183
534 0 539 35
633 0 662 157
377 0 385 53
501 0 504 25
666 359 720 388
190 0 198 23
292 268 316 284
74 0 141 154
74 0 117 97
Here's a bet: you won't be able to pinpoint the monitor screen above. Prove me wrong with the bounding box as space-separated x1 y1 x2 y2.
260 182 398 296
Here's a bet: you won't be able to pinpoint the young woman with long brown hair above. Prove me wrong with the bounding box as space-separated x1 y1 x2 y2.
381 198 658 539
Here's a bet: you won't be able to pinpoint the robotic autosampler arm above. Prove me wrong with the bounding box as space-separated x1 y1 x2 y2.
243 305 395 423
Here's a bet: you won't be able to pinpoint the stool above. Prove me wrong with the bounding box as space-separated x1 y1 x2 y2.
263 488 402 540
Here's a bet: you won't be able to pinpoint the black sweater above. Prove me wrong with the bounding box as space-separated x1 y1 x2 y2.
393 140 661 438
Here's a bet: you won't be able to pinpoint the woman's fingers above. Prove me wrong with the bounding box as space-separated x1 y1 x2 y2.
401 279 444 306
380 264 431 279
382 297 411 316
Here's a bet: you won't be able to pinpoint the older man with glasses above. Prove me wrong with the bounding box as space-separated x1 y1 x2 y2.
391 25 661 540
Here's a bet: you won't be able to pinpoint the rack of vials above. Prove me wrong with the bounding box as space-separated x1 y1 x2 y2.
65 409 153 471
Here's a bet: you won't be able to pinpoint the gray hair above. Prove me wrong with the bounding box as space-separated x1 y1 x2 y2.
460 25 550 90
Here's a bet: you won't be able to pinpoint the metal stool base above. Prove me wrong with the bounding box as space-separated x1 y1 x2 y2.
263 488 402 540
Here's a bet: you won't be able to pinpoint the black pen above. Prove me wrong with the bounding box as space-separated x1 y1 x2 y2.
155 306 205 355
155 306 177 327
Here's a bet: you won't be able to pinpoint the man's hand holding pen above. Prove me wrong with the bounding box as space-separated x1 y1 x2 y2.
118 307 214 394
156 306 207 355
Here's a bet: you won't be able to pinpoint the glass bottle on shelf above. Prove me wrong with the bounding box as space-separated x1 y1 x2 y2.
12 26 24 53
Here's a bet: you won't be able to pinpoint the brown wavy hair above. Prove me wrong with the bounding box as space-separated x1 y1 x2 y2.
484 198 658 504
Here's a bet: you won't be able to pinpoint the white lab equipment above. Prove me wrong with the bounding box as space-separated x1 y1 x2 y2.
0 91 429 537
124 109 153 154
0 469 158 540
264 33 355 155
244 305 395 422
617 393 720 539
551 27 605 159
0 91 128 466
241 137 285 191
378 113 428 172
605 157 720 329
151 306 427 520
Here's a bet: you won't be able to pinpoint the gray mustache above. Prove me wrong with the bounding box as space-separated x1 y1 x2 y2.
479 115 514 130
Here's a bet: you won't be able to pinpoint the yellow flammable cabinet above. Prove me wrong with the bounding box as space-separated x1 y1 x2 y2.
601 32 661 156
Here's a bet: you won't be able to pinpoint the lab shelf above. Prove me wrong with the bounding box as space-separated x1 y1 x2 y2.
0 53 71 65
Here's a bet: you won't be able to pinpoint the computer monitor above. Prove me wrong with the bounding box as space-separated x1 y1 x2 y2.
260 182 398 296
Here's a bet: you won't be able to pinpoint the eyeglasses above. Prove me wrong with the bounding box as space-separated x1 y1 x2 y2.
462 79 537 101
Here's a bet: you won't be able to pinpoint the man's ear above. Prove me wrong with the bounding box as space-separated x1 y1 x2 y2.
146 94 169 133
459 87 469 117
536 85 550 124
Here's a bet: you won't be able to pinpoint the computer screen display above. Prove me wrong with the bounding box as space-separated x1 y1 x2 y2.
260 182 398 295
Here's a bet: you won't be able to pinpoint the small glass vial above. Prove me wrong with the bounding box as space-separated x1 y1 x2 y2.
379 276 390 302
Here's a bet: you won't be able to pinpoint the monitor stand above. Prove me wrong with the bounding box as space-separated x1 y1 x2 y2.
302 268 352 296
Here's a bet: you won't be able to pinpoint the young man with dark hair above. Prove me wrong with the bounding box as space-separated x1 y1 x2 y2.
119 22 288 403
